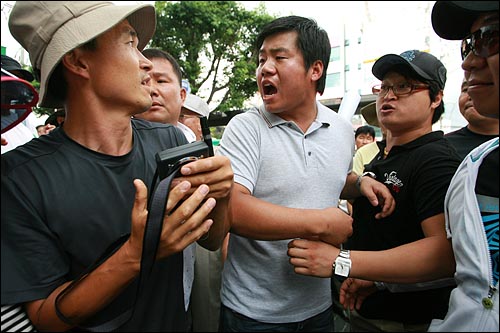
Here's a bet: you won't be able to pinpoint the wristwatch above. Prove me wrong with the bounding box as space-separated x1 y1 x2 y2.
333 249 351 282
356 171 376 190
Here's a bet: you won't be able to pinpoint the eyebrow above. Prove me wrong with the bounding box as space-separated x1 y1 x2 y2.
259 47 290 55
121 25 138 39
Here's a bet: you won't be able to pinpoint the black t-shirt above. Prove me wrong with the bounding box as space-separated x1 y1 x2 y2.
346 131 461 324
445 126 498 160
1 118 190 331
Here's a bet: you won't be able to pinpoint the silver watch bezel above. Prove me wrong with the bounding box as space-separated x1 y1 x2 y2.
334 250 351 277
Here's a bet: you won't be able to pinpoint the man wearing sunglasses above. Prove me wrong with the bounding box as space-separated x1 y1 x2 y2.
429 2 499 332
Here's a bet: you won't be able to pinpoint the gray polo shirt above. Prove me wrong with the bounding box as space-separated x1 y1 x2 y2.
218 102 354 323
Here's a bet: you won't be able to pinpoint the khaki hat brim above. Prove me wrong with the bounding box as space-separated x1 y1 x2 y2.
360 102 378 127
39 4 155 107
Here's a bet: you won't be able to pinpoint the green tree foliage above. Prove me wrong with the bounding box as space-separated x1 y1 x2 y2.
151 1 275 113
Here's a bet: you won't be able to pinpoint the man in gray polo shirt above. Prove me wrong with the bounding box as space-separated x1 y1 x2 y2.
217 15 393 332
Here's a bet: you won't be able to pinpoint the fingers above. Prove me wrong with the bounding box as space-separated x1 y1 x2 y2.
362 180 396 219
132 179 148 222
375 196 396 219
166 181 192 213
172 156 233 199
339 278 357 310
128 179 150 258
164 184 216 248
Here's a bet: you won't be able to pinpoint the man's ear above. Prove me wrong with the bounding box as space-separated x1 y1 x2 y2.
310 60 324 83
180 87 187 103
61 49 90 79
431 91 444 109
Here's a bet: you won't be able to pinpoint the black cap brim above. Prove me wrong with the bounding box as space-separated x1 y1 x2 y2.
372 54 432 82
432 1 499 40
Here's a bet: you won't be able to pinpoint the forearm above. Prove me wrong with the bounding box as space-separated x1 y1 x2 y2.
349 236 455 283
229 191 323 240
378 277 456 292
26 241 141 331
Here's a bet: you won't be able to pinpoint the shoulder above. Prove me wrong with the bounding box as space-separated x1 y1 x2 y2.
355 141 380 158
132 118 187 146
227 107 262 124
317 102 352 131
132 117 174 131
1 130 63 173
224 107 265 135
444 126 467 138
414 132 459 157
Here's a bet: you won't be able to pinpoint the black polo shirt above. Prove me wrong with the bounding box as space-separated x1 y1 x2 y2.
346 131 461 324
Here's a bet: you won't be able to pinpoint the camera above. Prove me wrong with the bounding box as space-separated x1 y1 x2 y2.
155 116 214 180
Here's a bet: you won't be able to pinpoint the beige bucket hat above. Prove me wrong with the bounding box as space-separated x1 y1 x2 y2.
8 1 156 108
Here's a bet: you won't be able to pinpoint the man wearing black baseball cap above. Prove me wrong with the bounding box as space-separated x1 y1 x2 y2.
289 48 462 331
429 2 499 332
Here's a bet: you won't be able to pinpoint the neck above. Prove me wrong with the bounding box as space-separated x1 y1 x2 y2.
467 121 499 136
278 100 318 133
63 102 135 156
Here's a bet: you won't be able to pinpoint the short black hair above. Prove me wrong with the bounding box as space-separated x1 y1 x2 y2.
355 125 376 138
255 15 331 94
142 48 183 87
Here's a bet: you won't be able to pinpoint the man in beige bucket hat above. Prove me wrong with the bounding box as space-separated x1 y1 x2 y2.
2 2 233 331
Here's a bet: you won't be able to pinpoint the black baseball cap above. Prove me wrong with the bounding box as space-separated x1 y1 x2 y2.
432 1 499 40
1 55 34 82
372 50 447 90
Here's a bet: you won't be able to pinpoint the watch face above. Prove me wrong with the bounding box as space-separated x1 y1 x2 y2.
335 258 351 277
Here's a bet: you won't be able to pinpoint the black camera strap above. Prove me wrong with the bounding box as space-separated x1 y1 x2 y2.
55 167 184 331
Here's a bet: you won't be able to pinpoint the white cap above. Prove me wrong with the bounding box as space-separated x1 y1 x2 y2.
182 94 210 118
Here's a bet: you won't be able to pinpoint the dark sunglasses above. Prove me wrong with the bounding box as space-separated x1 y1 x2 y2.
461 24 499 60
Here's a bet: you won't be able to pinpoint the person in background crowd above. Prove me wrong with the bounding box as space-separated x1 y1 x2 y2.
180 93 211 142
288 49 461 332
44 108 66 129
134 48 198 142
1 55 33 83
2 2 233 331
1 56 38 333
352 102 389 176
340 122 377 215
428 2 499 331
354 125 375 150
445 77 498 159
1 55 37 154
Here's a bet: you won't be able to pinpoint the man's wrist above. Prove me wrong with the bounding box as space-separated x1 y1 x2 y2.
355 171 376 191
333 249 351 282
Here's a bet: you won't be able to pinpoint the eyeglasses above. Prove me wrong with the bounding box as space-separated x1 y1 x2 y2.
372 82 429 97
461 24 499 60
